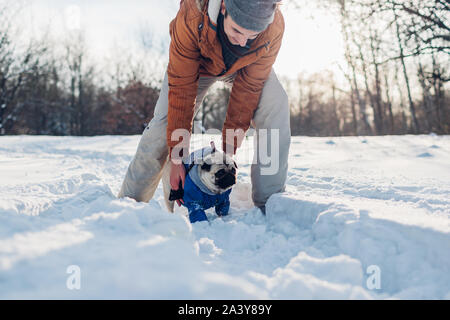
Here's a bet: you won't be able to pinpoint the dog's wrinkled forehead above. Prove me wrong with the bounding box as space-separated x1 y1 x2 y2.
203 152 236 167
199 151 238 173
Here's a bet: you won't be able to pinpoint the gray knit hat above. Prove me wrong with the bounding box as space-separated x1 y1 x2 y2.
224 0 281 32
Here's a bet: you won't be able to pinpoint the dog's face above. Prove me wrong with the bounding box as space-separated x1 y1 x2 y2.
198 151 237 194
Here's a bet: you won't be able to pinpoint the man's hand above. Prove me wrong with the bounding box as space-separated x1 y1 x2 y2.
170 161 186 207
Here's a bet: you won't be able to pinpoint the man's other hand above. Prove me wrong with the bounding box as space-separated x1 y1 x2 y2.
170 161 186 207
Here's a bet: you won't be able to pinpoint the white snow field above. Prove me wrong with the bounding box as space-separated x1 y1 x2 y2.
0 134 449 299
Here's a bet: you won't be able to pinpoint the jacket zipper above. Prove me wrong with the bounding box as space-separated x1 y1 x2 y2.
243 41 271 57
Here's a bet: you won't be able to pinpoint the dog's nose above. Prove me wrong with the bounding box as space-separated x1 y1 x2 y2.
215 169 226 178
216 172 236 189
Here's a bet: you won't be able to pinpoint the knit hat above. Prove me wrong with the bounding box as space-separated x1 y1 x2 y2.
223 0 281 32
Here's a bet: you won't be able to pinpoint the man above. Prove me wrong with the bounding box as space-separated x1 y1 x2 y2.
118 0 290 214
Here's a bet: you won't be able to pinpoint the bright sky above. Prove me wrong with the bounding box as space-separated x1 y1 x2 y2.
17 0 345 80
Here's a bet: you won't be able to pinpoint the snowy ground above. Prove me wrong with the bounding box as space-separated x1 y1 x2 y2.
0 134 449 299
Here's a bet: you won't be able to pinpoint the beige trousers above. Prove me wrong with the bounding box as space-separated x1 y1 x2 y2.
118 69 291 209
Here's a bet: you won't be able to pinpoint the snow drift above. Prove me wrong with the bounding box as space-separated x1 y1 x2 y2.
0 134 449 299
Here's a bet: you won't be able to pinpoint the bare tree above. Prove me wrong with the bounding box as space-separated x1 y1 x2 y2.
339 0 373 134
394 12 420 133
0 2 48 134
382 64 395 134
195 83 230 131
63 32 95 135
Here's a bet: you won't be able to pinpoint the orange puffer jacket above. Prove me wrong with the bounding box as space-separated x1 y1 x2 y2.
167 0 285 159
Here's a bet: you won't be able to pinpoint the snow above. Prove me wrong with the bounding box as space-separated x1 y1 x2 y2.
0 134 449 299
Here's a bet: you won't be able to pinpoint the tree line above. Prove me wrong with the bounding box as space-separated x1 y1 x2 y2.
0 3 164 136
0 1 448 137
288 0 449 136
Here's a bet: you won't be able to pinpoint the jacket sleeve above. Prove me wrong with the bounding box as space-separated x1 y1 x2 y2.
167 1 201 161
222 12 285 155
215 196 230 216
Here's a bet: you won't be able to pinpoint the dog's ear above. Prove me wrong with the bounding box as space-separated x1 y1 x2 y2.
201 162 211 171
233 160 238 169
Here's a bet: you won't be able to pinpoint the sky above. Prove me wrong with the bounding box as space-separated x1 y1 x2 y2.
15 0 345 80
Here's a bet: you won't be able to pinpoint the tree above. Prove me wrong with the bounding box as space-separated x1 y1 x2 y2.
0 2 47 134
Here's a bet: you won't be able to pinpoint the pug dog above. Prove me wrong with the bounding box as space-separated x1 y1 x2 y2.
161 142 237 223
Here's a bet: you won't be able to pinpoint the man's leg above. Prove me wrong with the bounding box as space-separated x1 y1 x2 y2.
250 69 291 211
118 72 217 202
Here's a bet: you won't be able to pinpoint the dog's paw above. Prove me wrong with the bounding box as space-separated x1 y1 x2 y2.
189 209 208 223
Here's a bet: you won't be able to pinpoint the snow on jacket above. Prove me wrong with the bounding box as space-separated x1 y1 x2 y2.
167 0 285 159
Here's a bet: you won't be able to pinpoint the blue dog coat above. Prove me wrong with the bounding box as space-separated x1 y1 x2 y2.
181 147 232 223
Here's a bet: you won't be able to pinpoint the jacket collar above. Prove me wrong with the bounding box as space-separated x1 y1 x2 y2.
183 147 218 195
188 164 218 196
